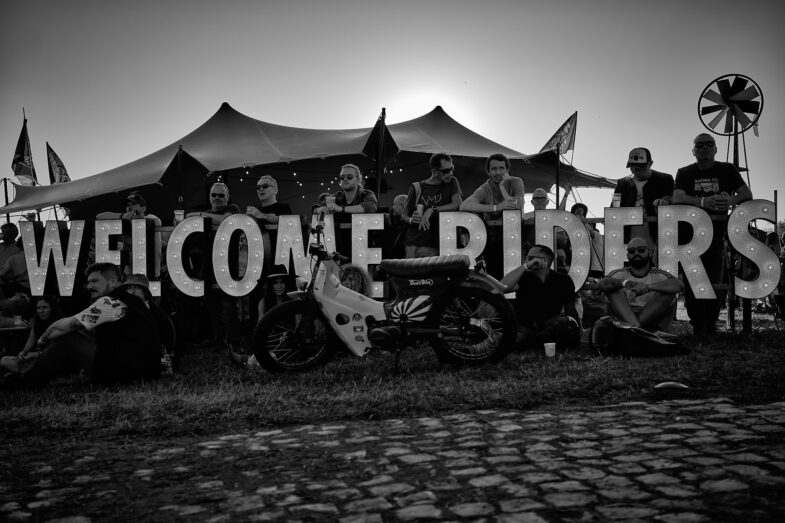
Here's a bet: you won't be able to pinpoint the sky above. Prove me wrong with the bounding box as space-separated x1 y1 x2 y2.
2 0 784 223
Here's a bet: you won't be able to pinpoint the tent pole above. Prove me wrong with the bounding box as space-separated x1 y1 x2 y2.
177 144 184 212
375 108 386 198
555 143 560 206
2 178 9 223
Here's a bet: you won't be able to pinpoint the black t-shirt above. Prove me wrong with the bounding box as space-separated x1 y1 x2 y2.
675 161 746 246
514 270 575 329
260 201 292 216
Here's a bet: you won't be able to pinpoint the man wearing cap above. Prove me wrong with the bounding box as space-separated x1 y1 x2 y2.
522 188 550 257
611 147 674 244
97 191 163 278
401 153 463 258
673 133 752 335
121 273 176 374
460 153 525 278
246 175 292 225
8 263 160 388
598 237 683 332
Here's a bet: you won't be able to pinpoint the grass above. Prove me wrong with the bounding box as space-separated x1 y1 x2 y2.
2 312 784 440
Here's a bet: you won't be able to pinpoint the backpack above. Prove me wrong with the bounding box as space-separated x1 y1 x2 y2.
590 316 688 357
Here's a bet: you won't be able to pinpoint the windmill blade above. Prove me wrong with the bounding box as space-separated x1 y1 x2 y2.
729 85 759 102
717 79 732 101
724 112 734 134
729 76 748 97
735 100 760 114
702 88 726 106
701 104 725 115
708 107 728 129
732 105 752 129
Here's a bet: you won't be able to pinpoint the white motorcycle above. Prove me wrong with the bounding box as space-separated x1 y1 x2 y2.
252 218 517 372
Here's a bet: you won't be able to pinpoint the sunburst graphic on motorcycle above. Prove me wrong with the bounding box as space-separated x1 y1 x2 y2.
391 295 432 322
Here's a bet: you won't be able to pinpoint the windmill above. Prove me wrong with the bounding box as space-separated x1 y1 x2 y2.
698 73 763 186
698 74 764 334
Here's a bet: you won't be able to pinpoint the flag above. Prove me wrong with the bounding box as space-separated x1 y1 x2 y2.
539 111 577 154
12 117 38 186
46 142 71 184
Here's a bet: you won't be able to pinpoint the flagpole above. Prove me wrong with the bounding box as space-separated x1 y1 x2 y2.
375 108 386 198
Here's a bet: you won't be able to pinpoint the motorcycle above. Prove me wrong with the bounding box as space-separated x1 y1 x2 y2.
252 217 517 372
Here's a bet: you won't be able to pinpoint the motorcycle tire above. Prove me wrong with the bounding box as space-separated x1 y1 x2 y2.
252 300 336 373
431 286 516 365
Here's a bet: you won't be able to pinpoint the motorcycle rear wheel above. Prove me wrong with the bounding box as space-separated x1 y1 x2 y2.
431 287 516 365
252 300 335 373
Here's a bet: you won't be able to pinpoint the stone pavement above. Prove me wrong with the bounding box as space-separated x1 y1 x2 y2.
2 398 784 522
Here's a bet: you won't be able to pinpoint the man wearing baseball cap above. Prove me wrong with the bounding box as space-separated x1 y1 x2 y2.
673 133 752 335
96 191 163 278
610 147 674 244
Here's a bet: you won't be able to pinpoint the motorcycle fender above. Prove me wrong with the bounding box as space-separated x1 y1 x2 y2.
456 273 507 295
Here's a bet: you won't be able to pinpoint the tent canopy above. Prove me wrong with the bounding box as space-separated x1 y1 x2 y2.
1 103 615 219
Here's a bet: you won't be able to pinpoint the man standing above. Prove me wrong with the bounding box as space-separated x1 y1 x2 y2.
673 133 752 335
0 223 21 272
500 244 580 350
401 153 462 258
187 182 241 351
97 191 163 277
522 188 550 256
611 147 673 244
460 153 524 278
598 237 683 332
246 175 292 225
12 263 160 388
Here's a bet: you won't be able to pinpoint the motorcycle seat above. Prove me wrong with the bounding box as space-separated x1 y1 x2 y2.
380 254 470 278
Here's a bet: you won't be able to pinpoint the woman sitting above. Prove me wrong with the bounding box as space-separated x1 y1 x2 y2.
1 296 63 376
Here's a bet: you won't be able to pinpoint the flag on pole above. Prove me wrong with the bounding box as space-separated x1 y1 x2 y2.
12 117 38 186
539 111 578 154
46 142 71 184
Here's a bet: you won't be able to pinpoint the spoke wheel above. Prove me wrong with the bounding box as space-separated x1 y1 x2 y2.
431 287 516 365
252 300 335 373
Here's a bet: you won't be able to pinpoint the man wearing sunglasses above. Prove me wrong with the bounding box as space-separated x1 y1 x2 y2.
246 175 292 225
401 153 463 258
598 237 683 332
500 244 580 351
187 182 241 352
315 164 378 254
673 133 752 335
187 182 240 228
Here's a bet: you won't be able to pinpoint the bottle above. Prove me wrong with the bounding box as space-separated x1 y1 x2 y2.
611 193 621 208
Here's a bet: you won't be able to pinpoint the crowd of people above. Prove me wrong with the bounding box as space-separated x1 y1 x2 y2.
1 132 783 390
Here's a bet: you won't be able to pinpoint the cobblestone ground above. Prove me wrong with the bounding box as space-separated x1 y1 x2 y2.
2 398 784 522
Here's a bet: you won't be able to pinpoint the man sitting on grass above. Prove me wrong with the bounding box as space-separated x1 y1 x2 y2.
500 244 580 351
598 237 683 332
3 263 161 388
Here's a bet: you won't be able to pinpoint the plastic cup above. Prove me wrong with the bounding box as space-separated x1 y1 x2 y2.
544 342 556 358
325 195 336 206
14 315 23 326
416 204 425 216
174 209 184 223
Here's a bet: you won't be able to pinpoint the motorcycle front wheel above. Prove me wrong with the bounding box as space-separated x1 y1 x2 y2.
431 287 516 365
252 300 336 373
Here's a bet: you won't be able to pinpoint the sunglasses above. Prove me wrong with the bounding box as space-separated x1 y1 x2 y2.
626 247 649 254
257 184 273 189
339 174 355 180
211 193 227 198
532 197 548 201
694 141 715 149
437 167 454 175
